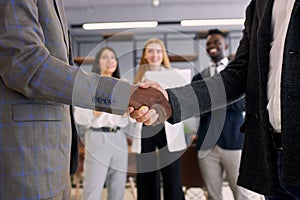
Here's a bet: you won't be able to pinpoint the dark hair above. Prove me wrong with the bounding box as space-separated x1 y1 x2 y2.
92 47 120 79
206 29 228 38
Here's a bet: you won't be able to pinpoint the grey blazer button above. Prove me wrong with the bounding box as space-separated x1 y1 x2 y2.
105 98 112 105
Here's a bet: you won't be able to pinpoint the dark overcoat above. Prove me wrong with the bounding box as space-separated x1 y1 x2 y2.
167 0 300 195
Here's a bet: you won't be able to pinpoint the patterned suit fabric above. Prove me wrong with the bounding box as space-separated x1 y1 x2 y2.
0 0 131 199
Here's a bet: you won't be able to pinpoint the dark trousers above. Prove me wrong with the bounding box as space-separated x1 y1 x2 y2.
265 152 300 200
136 124 185 200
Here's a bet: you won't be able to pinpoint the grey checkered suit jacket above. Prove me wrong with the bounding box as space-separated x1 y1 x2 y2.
0 0 131 199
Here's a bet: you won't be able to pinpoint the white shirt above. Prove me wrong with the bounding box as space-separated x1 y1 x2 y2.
209 57 229 76
267 0 295 132
73 106 129 129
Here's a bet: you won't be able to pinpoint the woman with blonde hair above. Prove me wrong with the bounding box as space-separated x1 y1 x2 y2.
133 38 185 200
134 38 171 84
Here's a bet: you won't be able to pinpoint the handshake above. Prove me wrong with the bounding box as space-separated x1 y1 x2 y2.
128 81 172 126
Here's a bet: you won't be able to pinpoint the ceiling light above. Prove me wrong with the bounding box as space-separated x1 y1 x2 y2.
152 0 160 7
180 18 245 27
82 21 158 30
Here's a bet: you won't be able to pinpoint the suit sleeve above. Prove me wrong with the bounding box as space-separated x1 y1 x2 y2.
227 97 245 112
0 0 130 114
167 1 254 123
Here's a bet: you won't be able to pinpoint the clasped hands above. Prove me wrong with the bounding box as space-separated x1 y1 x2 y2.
129 80 172 126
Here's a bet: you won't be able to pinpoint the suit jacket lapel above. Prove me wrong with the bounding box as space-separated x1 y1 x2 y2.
53 0 78 173
256 0 270 21
53 0 69 55
291 0 300 26
257 0 274 102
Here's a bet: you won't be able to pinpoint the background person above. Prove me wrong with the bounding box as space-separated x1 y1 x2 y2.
133 38 185 200
192 29 259 200
130 1 300 199
74 47 129 200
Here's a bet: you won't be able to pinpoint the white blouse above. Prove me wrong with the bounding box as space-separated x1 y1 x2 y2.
73 106 129 129
131 66 187 153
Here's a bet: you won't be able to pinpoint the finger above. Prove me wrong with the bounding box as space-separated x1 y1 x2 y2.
130 106 149 119
150 119 162 127
142 79 156 84
135 109 157 124
128 106 134 113
139 79 160 89
144 113 160 126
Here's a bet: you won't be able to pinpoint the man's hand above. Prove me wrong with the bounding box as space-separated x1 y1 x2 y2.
129 81 172 125
128 106 160 126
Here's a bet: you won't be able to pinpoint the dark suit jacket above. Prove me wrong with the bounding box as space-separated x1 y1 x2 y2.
0 0 131 199
192 69 245 151
167 0 300 195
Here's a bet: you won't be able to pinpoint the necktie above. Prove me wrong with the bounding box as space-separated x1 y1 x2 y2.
210 63 222 76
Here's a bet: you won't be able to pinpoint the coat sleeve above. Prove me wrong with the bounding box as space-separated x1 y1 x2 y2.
0 0 130 115
167 1 254 123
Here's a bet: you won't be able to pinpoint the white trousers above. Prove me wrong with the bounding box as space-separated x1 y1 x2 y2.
198 145 261 200
83 130 128 200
